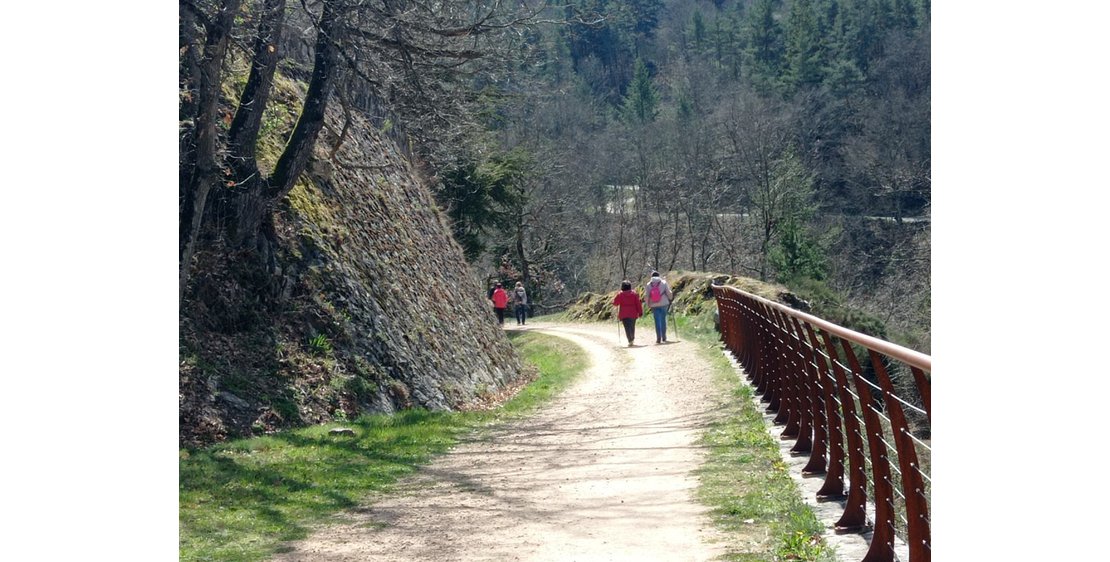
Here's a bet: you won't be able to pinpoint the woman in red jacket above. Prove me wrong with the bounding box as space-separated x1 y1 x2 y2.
490 282 509 326
611 280 643 347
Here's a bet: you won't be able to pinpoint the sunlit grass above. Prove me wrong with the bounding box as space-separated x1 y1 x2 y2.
677 308 837 562
179 331 586 562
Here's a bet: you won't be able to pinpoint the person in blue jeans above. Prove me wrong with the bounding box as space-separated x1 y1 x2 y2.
644 271 673 343
512 281 529 325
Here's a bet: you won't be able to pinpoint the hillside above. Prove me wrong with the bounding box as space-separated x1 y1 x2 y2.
178 0 930 449
179 108 525 449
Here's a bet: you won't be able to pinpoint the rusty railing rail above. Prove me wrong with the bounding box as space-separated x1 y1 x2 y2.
712 284 931 562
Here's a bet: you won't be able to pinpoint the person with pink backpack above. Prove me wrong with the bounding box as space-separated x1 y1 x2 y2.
644 271 673 343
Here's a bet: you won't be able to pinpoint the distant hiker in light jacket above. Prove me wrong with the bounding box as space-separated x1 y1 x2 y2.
644 271 673 343
512 281 529 326
612 280 643 347
490 282 509 326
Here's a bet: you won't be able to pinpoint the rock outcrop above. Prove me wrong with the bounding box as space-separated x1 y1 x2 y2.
179 109 524 448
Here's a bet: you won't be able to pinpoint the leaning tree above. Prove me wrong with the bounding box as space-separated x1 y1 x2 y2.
179 0 545 302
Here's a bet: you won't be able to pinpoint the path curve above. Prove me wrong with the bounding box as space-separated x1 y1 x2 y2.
272 320 731 561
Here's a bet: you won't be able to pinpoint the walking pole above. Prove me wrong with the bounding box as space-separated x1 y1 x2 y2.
670 305 678 341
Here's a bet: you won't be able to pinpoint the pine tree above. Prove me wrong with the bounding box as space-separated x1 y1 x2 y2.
784 0 826 90
620 58 659 124
691 9 707 52
744 0 784 90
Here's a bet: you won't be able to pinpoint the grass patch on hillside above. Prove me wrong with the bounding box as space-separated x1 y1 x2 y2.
179 332 586 562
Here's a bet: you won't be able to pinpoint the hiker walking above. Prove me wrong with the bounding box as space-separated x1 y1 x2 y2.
512 281 529 326
490 282 509 326
612 280 643 347
645 271 673 343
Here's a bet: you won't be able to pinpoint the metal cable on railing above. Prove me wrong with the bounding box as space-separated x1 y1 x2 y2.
712 284 931 562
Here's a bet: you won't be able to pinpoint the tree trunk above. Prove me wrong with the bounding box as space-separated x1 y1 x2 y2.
267 0 343 199
515 217 531 289
232 0 343 249
179 0 244 302
666 210 680 272
228 0 287 167
225 0 287 248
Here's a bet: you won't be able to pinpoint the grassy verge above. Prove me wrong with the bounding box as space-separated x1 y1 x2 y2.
179 331 586 562
676 312 837 562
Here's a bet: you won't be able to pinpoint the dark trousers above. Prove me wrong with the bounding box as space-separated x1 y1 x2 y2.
494 307 505 325
515 304 527 325
621 318 636 343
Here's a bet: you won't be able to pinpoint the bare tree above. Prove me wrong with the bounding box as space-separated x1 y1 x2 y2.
719 89 798 279
179 0 546 302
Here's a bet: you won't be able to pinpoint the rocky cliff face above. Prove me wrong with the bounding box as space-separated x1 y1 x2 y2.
179 109 524 448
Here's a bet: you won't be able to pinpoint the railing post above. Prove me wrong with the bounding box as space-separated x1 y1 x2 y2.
806 325 848 500
770 309 799 431
788 317 822 466
782 314 812 452
839 339 896 562
756 303 781 412
868 350 931 561
822 332 870 533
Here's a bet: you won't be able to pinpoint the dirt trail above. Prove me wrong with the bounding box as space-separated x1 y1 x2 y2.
272 320 732 561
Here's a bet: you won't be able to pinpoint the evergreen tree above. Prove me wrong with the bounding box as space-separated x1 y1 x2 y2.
769 216 827 282
691 9 707 52
440 150 531 261
784 0 826 91
613 0 665 37
832 0 879 74
744 0 785 90
620 58 659 124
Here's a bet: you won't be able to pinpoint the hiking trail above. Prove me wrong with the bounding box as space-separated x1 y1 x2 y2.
271 320 736 561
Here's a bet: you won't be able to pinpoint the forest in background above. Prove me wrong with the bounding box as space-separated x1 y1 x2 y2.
179 0 930 352
440 0 930 351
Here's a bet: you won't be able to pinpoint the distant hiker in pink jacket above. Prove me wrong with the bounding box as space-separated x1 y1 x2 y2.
490 282 509 326
612 280 643 347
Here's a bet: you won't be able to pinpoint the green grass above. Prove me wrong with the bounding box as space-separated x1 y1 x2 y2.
672 309 837 562
181 305 834 562
179 331 587 562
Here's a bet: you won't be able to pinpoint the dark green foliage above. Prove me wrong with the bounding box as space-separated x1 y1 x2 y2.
343 375 376 402
769 217 827 282
561 0 636 106
440 149 532 260
307 334 332 356
620 58 659 124
611 0 665 37
691 9 707 51
744 0 786 91
784 0 826 91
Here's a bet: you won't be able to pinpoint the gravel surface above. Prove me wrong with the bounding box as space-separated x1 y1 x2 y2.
271 320 732 561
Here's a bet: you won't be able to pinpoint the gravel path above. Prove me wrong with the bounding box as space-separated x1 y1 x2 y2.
271 320 732 561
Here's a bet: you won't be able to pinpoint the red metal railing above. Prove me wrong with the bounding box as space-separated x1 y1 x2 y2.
712 284 931 562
